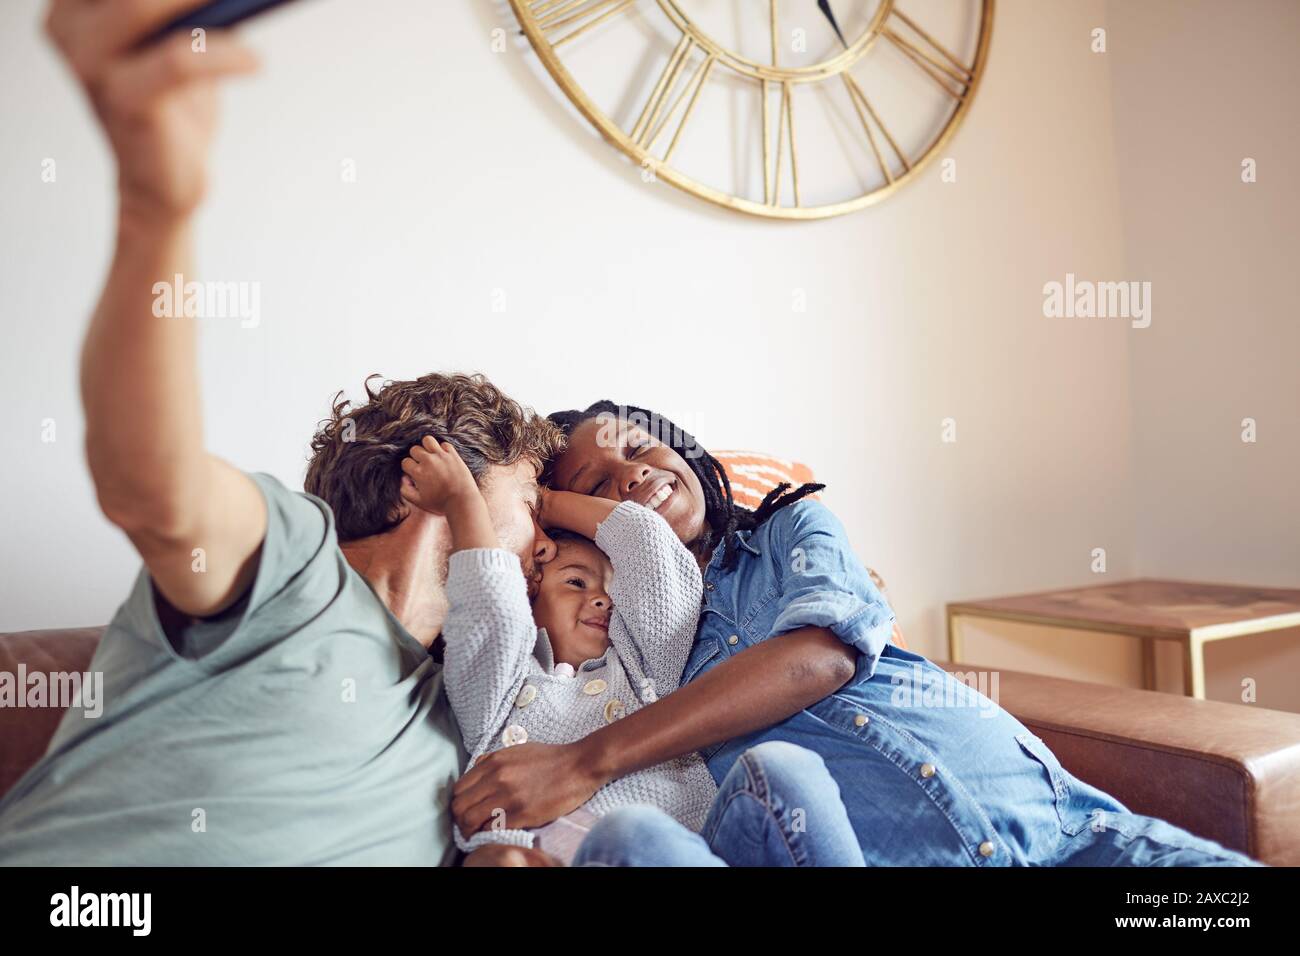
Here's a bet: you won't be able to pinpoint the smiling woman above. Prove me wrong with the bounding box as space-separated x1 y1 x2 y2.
549 414 708 547
546 401 824 569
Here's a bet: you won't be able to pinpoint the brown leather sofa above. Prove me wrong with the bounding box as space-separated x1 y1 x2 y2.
930 661 1300 866
3 626 1297 865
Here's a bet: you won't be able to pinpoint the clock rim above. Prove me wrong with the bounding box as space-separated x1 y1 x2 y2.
509 0 996 221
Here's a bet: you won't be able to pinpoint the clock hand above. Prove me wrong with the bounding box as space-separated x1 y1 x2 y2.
817 0 849 49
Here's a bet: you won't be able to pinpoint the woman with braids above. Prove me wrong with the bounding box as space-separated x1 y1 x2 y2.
451 401 1261 867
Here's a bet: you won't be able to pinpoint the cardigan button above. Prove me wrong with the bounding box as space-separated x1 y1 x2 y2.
515 685 538 708
502 724 528 747
583 678 608 696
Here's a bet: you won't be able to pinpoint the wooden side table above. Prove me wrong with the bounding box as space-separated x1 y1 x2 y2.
946 579 1300 699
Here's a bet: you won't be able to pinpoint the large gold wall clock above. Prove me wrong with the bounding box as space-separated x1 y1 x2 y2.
509 1 994 220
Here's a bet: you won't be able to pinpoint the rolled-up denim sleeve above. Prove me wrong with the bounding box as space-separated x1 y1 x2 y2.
768 501 895 680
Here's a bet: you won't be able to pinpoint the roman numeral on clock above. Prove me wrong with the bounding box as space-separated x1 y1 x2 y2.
843 73 909 185
762 1 799 207
762 79 801 207
532 0 637 49
882 8 976 99
629 36 717 162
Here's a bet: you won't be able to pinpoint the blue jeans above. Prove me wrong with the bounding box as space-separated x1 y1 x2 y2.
573 741 864 866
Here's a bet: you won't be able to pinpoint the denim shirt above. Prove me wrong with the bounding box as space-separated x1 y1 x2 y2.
686 499 1117 865
678 500 1259 866
683 498 895 693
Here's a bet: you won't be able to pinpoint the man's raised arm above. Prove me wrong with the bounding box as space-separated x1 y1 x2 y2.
49 0 265 616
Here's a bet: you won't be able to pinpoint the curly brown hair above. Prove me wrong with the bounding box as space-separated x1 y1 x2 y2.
305 372 564 542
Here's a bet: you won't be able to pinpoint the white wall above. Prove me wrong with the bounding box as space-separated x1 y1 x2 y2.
0 0 1221 689
1108 0 1300 711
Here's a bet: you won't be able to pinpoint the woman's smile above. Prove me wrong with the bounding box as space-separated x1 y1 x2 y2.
634 477 675 511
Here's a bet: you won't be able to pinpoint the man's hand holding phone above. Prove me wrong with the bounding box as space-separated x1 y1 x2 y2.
44 0 262 227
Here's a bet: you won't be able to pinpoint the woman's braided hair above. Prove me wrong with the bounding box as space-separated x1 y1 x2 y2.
546 401 825 570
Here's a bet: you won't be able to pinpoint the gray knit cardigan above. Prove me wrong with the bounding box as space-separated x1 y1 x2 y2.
442 500 716 853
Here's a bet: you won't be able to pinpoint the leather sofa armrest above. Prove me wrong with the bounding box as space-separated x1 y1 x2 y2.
0 627 103 798
934 659 1300 865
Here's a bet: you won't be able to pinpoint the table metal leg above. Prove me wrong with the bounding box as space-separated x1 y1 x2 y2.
947 609 964 663
1183 633 1207 699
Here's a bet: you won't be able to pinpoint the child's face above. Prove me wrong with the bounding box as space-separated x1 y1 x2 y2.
532 538 614 668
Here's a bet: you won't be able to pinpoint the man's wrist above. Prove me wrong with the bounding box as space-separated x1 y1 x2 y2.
117 192 192 244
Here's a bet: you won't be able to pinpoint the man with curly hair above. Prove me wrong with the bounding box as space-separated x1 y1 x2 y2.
0 4 563 867
1 364 561 869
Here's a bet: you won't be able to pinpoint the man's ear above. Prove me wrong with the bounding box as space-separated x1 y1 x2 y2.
387 495 412 525
391 474 435 524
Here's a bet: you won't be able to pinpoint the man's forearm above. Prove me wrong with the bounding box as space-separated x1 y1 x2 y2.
81 211 204 531
50 3 268 619
79 208 268 619
580 625 856 782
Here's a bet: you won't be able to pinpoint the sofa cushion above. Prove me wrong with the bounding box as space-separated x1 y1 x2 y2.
713 450 905 651
711 450 820 510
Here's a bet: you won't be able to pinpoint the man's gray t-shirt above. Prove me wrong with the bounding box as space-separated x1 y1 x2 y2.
0 473 466 865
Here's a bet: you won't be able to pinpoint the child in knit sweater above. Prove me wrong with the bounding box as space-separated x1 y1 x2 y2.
399 435 717 861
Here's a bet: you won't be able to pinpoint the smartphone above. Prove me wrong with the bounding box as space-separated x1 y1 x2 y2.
151 0 303 40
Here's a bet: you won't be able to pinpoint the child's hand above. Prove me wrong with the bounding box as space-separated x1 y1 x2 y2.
539 488 618 540
401 437 480 517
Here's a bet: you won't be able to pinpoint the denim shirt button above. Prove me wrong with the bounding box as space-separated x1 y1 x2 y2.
979 841 996 858
727 634 739 646
705 582 715 591
853 713 869 727
920 763 936 779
